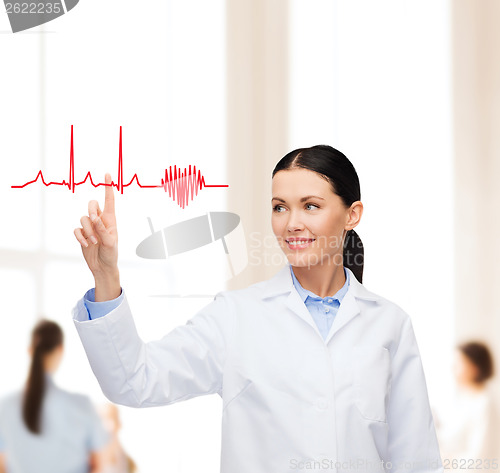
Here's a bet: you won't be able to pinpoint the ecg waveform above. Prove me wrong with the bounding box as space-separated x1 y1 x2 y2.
11 125 229 209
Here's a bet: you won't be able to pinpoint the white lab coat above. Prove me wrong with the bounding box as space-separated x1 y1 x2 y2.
73 263 444 473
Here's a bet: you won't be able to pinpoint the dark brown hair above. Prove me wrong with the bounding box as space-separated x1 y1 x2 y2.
23 319 63 434
272 145 364 283
458 341 494 384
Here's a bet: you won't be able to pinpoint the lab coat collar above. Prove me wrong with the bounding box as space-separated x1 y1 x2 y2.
261 263 381 344
261 262 381 302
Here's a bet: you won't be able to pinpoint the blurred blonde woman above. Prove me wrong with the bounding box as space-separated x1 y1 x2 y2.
0 319 109 473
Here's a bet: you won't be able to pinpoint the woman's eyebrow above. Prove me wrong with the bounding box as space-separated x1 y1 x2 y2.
271 195 326 203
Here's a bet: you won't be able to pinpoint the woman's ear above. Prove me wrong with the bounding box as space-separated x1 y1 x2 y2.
345 201 363 230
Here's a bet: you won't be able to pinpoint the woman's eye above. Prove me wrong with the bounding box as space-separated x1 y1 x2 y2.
272 203 318 212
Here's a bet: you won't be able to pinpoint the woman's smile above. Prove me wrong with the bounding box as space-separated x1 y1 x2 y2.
286 237 316 249
272 168 352 268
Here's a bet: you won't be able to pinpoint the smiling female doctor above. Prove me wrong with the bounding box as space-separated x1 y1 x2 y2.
72 145 444 473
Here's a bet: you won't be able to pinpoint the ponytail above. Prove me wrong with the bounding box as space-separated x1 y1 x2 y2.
23 320 63 434
343 229 364 284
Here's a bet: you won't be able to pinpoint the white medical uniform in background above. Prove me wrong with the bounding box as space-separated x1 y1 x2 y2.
72 263 444 473
434 384 500 472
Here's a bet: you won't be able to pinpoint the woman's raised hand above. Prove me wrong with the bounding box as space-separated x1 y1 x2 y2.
74 173 121 301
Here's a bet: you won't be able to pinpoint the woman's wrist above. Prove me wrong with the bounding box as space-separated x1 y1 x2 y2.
93 269 121 302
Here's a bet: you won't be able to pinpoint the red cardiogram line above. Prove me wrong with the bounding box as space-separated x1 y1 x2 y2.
11 125 229 209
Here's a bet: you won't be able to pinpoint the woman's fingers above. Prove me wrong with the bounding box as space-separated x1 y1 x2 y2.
103 173 115 216
80 216 98 245
75 173 116 266
76 214 115 249
74 227 89 248
88 200 102 221
92 214 115 247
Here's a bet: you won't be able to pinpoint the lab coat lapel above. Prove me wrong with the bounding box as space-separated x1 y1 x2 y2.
263 263 321 335
262 264 378 343
284 287 361 344
280 264 362 342
285 287 322 335
323 267 380 345
323 289 360 345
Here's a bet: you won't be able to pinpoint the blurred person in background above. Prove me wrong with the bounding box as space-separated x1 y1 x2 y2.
99 403 137 473
434 341 500 471
0 319 109 473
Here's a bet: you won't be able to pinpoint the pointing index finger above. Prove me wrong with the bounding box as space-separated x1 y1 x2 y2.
103 173 115 215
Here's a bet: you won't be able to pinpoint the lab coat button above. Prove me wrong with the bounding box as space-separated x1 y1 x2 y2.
316 399 328 409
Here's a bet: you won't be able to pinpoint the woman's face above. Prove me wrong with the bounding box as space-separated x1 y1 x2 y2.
271 168 361 268
453 350 479 387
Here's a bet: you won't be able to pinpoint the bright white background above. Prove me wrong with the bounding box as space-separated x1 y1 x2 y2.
0 1 453 472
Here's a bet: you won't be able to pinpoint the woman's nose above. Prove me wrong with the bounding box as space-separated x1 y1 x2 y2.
287 212 305 232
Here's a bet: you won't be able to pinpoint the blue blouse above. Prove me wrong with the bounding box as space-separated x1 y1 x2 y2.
289 265 350 340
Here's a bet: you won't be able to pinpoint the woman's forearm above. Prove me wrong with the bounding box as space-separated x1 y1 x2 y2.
94 270 121 302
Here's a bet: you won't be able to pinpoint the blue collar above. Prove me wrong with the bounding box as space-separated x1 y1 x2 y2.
290 265 350 304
